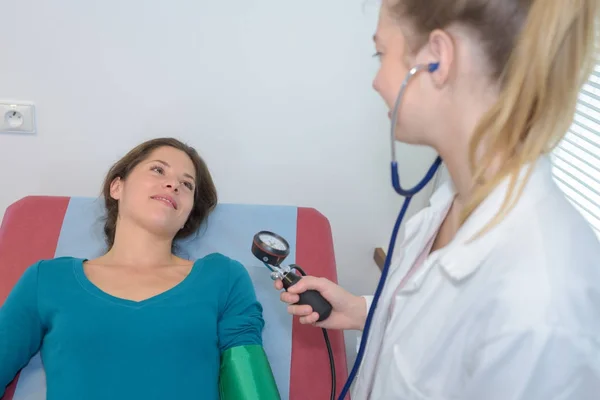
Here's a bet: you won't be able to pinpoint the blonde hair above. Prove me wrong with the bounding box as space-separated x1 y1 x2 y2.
392 0 598 233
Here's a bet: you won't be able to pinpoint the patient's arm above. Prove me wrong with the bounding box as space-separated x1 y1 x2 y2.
0 262 44 397
217 260 280 399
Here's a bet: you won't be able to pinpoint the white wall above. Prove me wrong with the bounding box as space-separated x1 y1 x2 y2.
0 0 439 369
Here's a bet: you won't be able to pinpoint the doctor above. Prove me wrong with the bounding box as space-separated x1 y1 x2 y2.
276 0 600 399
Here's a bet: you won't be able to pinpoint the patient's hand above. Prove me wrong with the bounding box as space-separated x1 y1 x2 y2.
274 276 367 331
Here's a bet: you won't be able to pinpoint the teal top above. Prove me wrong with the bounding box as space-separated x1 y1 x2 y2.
0 253 265 399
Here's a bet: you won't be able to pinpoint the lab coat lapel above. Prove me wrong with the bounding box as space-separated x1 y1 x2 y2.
436 199 504 281
438 156 551 281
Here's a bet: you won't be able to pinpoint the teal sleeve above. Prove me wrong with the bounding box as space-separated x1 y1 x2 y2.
217 260 265 352
0 262 44 397
217 260 280 399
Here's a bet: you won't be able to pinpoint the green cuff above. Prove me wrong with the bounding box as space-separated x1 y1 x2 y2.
219 344 281 400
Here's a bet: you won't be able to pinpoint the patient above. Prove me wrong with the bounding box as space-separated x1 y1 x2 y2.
0 138 279 399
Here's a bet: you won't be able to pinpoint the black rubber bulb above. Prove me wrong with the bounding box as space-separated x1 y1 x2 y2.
281 270 333 322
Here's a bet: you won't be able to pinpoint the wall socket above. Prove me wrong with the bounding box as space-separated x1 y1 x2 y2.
0 102 36 134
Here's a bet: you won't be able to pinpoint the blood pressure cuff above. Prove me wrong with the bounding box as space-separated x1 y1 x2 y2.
219 344 281 399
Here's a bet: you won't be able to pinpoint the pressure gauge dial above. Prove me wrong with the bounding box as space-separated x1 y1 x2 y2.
251 231 290 266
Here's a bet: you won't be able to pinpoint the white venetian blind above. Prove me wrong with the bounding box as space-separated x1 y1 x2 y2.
551 62 600 240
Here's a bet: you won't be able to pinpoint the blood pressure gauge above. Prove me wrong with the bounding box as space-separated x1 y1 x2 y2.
251 230 332 322
251 231 290 266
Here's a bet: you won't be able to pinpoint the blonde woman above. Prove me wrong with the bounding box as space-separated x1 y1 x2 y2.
276 0 600 398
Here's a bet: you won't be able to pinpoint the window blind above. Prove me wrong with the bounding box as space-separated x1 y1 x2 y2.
551 63 600 240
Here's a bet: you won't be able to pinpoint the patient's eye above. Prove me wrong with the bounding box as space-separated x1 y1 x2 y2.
151 165 165 174
183 181 194 191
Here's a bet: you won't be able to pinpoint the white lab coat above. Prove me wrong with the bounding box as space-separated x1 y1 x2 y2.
353 155 600 399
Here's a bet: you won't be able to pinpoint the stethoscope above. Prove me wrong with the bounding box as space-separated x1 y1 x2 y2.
251 62 444 400
337 61 443 399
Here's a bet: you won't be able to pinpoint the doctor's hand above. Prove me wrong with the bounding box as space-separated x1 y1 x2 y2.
274 276 367 331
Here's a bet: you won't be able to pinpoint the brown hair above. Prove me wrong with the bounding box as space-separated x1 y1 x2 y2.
390 0 598 233
101 138 218 248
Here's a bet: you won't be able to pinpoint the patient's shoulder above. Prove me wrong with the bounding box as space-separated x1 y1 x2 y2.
19 257 84 295
193 252 248 278
37 256 82 265
193 253 254 293
34 256 82 271
32 256 81 280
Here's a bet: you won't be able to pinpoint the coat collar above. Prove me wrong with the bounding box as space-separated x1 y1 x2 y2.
436 155 554 282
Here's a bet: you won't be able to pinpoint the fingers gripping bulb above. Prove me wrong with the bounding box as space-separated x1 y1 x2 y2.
251 231 333 321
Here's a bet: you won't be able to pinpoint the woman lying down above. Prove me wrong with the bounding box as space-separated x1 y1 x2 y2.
0 138 280 399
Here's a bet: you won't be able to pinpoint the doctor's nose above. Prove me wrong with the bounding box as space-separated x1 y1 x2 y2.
372 75 384 95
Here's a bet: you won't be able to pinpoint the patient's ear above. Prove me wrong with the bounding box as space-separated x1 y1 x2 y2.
109 177 123 200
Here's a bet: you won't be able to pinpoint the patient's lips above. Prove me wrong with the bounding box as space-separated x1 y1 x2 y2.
151 195 178 210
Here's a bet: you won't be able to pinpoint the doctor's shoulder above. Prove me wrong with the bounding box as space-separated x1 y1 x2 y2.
455 183 600 393
469 182 600 352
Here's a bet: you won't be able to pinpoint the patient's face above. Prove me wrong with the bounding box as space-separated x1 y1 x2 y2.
110 146 197 239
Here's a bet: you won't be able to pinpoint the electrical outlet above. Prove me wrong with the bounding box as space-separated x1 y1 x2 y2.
0 102 36 134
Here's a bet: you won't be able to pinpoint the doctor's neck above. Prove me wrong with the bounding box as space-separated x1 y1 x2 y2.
437 86 501 210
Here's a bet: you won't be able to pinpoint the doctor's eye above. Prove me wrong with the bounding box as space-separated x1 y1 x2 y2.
372 51 382 59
